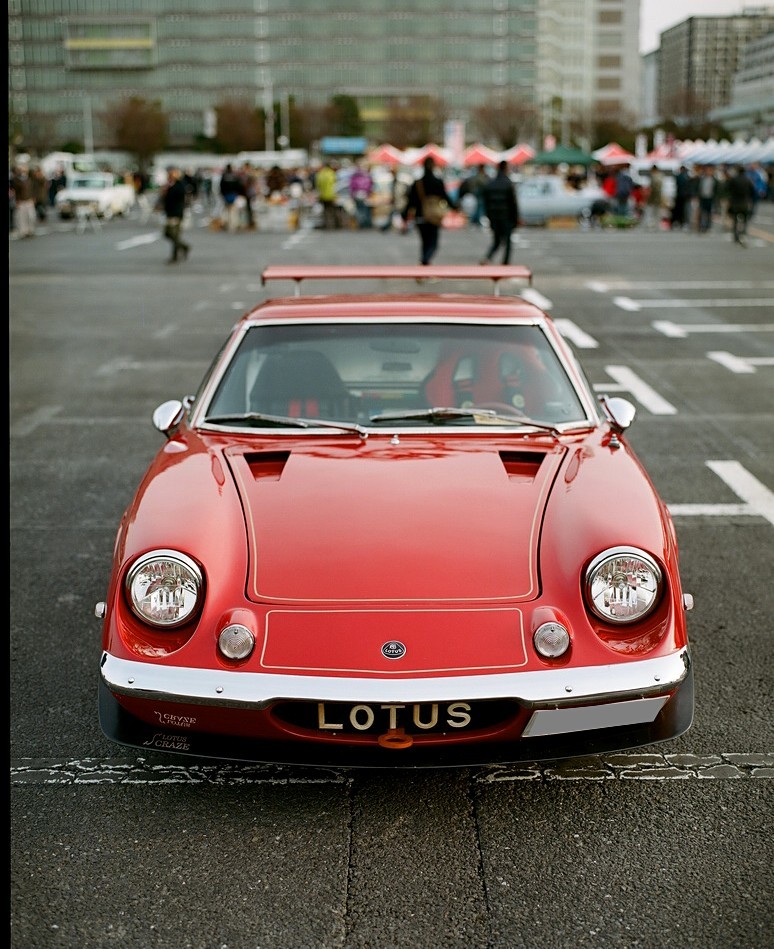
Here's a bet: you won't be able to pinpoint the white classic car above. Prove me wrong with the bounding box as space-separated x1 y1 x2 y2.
516 175 608 226
55 172 136 220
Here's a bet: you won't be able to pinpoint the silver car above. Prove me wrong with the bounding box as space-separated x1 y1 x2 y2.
516 174 608 226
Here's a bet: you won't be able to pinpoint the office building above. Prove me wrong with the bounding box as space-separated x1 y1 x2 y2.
8 0 638 154
709 28 774 137
657 10 774 125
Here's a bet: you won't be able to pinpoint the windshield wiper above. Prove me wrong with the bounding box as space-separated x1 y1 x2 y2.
204 412 368 438
369 407 561 435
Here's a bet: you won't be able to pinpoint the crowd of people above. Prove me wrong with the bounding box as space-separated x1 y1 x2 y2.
591 161 769 243
8 159 62 237
10 151 771 259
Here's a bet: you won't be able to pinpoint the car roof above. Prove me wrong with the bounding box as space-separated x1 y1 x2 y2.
244 295 545 324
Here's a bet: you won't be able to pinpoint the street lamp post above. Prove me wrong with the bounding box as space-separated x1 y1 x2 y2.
83 96 94 156
264 83 275 152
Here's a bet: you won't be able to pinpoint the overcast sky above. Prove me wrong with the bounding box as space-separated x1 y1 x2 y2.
640 0 755 53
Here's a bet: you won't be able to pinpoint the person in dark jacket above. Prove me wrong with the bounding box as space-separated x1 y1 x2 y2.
161 166 190 263
726 165 756 247
219 162 245 231
670 165 692 230
402 156 456 268
480 160 519 264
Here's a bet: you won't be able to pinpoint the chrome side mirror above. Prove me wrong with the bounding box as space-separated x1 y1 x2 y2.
152 399 186 438
599 395 636 432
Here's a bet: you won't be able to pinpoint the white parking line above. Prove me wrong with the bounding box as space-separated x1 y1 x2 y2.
618 298 774 312
10 405 62 438
520 288 553 310
667 503 752 517
115 233 159 250
594 366 677 414
281 231 308 250
613 296 642 311
706 460 774 526
668 461 774 525
654 321 774 338
707 352 774 373
588 281 774 291
554 319 599 349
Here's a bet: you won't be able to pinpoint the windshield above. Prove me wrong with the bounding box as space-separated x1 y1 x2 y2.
202 322 588 429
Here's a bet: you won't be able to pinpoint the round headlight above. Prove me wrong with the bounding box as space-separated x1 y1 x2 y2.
126 550 202 628
218 624 255 660
585 547 662 625
534 622 570 658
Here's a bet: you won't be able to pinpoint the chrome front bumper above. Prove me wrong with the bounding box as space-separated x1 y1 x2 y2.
101 649 690 711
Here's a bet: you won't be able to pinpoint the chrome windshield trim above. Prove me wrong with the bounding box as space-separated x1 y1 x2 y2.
196 420 595 436
101 649 690 710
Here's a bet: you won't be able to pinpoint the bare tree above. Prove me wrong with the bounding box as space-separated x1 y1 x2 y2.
471 98 538 149
213 100 264 153
326 95 363 137
383 96 446 148
294 104 330 150
14 112 58 157
588 117 636 153
101 97 168 173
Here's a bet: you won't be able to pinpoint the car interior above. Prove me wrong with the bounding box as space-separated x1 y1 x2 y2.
205 323 586 426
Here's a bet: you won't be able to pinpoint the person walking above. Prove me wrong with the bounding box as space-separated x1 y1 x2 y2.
642 166 663 230
349 162 374 229
479 160 519 264
30 165 49 222
746 162 768 220
670 165 692 230
613 164 634 218
240 162 259 230
726 165 756 247
161 166 191 264
402 156 456 269
218 162 244 232
465 164 489 227
10 161 37 238
315 161 340 230
696 165 718 233
380 167 401 231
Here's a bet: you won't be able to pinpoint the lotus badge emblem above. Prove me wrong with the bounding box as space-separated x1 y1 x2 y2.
381 640 406 660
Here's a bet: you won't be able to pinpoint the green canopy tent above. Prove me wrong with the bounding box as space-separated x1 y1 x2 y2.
527 144 595 167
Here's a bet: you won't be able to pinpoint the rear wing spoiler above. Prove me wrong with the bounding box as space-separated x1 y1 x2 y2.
261 265 533 296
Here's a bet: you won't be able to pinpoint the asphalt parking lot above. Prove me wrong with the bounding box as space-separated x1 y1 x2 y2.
10 201 774 949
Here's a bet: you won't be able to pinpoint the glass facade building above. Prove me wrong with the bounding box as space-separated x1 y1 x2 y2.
658 13 774 125
9 0 639 152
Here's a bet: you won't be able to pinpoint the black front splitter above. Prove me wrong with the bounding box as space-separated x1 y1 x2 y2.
98 669 694 770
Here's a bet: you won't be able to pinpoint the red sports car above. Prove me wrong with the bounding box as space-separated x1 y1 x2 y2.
96 265 694 767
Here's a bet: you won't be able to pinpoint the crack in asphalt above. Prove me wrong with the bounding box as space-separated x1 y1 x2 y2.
9 752 773 784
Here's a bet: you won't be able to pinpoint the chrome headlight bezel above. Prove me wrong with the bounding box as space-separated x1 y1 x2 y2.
585 547 663 625
125 549 203 629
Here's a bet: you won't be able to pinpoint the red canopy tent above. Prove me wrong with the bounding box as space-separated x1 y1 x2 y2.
463 143 500 167
501 143 536 166
411 143 452 167
367 143 404 166
592 142 636 165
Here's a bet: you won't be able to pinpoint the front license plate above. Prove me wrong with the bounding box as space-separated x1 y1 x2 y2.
317 701 473 734
272 699 519 735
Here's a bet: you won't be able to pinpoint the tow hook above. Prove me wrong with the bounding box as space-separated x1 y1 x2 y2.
378 727 414 749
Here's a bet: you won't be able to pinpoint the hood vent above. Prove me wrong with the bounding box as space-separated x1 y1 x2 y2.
246 451 290 482
499 451 544 482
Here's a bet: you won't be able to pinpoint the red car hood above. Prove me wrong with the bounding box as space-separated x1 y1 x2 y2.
226 443 565 603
